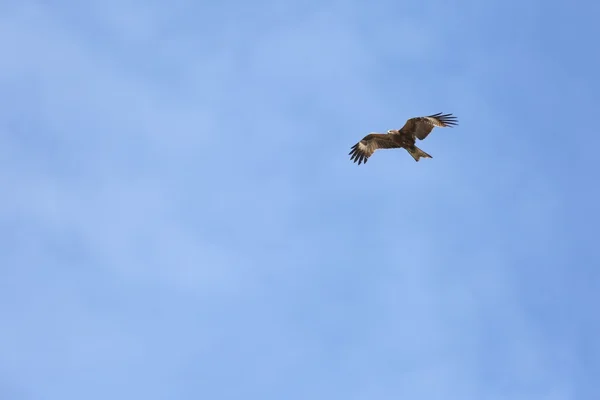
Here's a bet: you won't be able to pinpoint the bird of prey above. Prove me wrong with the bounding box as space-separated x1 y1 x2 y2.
349 112 458 164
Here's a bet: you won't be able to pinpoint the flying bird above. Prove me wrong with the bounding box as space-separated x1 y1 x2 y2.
349 112 458 164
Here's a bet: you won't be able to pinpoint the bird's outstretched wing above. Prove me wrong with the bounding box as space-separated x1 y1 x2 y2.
349 133 401 165
397 112 458 140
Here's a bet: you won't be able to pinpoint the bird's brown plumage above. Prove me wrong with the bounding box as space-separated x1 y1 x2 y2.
348 112 458 164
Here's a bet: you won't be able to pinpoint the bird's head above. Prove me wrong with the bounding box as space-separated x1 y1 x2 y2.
387 129 398 134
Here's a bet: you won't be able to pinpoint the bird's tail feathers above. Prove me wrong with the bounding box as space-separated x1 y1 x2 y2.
407 146 432 162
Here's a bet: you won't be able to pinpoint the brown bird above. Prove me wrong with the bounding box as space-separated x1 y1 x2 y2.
349 112 458 164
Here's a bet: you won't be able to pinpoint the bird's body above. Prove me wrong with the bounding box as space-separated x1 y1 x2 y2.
349 112 458 165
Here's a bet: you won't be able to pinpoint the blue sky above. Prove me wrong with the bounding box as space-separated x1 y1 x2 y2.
1 0 599 399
